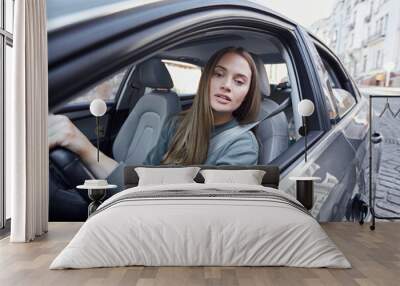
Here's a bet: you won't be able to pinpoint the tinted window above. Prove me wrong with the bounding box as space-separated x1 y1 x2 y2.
163 60 201 95
264 63 288 85
316 48 356 119
305 33 357 123
66 69 128 105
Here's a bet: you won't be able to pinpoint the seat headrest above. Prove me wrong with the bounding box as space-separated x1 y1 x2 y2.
252 54 270 98
133 58 173 89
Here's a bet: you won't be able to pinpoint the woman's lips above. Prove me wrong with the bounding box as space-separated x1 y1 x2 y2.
215 94 232 103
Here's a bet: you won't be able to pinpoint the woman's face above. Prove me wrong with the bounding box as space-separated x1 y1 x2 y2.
209 52 252 118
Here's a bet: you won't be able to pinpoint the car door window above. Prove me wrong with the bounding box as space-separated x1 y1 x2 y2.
66 69 128 105
302 34 340 124
319 55 356 119
305 34 357 123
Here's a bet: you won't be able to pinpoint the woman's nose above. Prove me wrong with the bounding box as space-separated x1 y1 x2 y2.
221 78 232 91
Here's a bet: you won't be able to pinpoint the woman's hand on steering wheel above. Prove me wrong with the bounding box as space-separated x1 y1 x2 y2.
48 114 94 159
48 114 119 179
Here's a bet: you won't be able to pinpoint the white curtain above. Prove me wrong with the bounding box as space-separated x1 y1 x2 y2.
7 0 48 242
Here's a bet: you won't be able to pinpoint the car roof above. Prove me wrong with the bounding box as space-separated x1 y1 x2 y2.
47 0 299 32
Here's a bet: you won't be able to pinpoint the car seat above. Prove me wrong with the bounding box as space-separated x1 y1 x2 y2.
270 81 293 121
112 58 181 165
269 81 296 142
252 55 289 164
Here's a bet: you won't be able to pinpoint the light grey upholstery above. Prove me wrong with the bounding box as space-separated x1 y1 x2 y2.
112 58 181 164
252 55 289 164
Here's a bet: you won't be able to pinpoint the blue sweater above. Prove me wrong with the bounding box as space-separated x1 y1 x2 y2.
144 117 259 165
106 117 259 188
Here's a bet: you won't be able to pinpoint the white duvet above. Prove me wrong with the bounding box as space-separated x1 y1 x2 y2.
50 183 351 269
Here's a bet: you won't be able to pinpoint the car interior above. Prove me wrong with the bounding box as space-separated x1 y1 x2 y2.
100 31 300 159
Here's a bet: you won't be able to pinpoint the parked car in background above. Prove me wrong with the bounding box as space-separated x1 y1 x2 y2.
47 0 371 222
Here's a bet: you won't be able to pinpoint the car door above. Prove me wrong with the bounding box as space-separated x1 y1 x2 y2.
280 28 369 222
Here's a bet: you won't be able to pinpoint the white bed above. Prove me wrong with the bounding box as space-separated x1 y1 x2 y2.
50 183 351 269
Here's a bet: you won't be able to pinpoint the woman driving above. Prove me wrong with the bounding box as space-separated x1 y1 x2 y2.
145 46 261 166
49 47 261 185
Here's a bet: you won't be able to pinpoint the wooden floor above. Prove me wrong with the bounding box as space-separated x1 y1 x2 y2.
0 222 399 286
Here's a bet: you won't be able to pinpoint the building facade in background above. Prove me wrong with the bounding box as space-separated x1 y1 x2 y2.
310 0 400 87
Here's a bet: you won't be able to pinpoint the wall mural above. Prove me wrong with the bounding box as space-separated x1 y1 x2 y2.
47 14 385 225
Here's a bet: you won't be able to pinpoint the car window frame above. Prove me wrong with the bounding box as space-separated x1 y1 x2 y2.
298 29 359 126
312 40 360 100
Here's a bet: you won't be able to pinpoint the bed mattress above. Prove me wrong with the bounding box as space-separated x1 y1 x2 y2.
50 183 351 269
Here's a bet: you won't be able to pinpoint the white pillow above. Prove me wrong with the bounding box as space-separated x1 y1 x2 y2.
200 169 266 185
135 167 201 186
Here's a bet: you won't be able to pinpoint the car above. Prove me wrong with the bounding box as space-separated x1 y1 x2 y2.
47 0 371 222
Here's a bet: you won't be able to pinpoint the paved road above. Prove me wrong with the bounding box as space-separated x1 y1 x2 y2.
370 96 400 217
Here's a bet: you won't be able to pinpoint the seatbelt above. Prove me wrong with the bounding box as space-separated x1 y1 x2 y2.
208 97 291 156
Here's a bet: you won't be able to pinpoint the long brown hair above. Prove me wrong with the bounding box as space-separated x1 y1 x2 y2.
161 47 260 165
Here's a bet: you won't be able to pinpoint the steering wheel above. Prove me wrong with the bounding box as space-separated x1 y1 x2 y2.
49 147 98 221
49 147 95 197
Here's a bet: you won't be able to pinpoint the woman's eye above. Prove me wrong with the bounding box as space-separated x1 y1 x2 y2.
214 72 223 77
235 80 244 85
